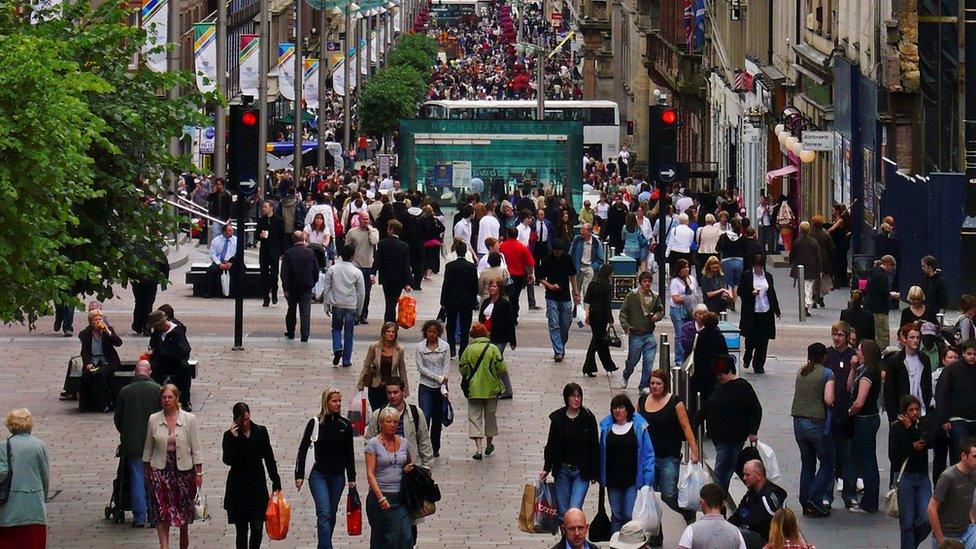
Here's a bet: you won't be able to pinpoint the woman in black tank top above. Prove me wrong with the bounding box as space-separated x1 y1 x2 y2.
639 370 700 536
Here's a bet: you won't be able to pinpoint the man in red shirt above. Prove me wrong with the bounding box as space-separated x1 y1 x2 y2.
499 226 535 324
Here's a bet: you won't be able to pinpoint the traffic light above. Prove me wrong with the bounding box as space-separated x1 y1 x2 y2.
648 105 679 186
228 104 260 197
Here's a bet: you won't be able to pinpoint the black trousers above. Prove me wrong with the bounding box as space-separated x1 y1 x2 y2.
359 267 374 320
507 275 527 321
446 307 473 355
383 284 404 323
743 333 770 373
285 289 312 340
207 263 230 297
259 251 279 301
152 363 191 407
131 281 158 333
234 519 263 549
79 365 113 412
411 256 424 290
583 318 616 374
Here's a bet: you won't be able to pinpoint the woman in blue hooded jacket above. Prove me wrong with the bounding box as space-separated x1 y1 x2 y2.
599 393 656 534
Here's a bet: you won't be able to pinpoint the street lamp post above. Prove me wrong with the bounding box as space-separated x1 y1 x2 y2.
536 35 544 121
293 0 304 181
343 4 353 152
215 0 227 179
317 5 329 170
258 0 269 197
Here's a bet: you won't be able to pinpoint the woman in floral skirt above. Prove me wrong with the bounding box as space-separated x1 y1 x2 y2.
143 384 203 549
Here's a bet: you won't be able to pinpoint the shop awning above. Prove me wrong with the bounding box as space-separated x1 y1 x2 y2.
765 164 798 184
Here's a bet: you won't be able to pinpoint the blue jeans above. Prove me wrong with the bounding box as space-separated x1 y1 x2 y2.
607 484 637 533
897 473 931 549
935 522 976 548
554 466 589 519
722 257 744 288
670 306 687 364
331 307 357 366
949 420 976 462
829 423 857 505
852 414 881 512
714 440 745 493
308 469 345 549
417 384 444 455
546 299 573 356
793 417 833 506
127 457 148 524
623 332 658 390
654 457 681 501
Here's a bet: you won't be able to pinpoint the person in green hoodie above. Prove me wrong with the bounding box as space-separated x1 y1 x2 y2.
458 322 508 461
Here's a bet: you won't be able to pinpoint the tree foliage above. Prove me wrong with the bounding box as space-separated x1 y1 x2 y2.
387 45 434 78
395 32 438 61
0 1 214 325
358 65 426 138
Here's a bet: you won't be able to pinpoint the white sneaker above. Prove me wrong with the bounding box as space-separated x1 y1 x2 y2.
836 479 844 492
856 478 864 491
619 377 629 389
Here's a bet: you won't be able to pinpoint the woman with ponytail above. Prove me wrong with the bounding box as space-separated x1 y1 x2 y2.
790 342 835 517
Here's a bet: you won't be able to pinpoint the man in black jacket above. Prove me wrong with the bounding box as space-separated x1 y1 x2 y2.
375 220 413 322
540 383 600 520
440 242 478 357
883 323 933 423
131 243 170 335
256 200 285 307
730 459 787 546
146 309 193 410
207 177 232 241
280 231 319 342
921 255 949 315
113 360 161 527
864 255 899 349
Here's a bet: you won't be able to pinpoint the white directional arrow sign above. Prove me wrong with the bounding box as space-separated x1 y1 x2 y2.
659 166 676 182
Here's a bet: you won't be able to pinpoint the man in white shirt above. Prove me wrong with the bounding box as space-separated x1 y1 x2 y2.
206 222 237 298
476 237 507 275
678 483 746 549
667 213 696 272
516 212 533 247
379 173 394 191
454 204 475 252
477 202 500 256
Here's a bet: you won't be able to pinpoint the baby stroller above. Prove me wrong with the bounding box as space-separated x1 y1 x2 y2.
104 446 131 524
850 254 874 292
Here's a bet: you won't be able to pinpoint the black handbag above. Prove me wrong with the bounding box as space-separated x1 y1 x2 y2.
588 485 612 542
0 437 11 506
604 325 622 348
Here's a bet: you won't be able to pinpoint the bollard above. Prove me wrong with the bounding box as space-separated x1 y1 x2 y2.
695 391 704 449
719 311 728 322
937 312 946 327
659 333 671 371
797 264 806 323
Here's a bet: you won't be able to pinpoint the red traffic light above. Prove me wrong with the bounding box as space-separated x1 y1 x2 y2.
661 109 677 125
241 111 258 127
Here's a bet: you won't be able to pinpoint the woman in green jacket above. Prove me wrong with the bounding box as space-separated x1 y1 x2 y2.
0 408 49 548
458 322 508 461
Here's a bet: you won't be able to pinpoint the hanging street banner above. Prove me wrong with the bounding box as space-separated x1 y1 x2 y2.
332 45 358 95
141 0 168 72
277 43 297 100
239 34 260 97
303 59 320 109
393 7 401 32
360 37 368 75
193 22 217 93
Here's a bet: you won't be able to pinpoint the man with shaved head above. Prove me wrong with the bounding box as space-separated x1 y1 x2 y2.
113 360 161 527
552 508 594 549
729 459 788 547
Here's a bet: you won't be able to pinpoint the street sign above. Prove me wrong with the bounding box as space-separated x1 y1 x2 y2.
801 131 834 151
659 165 676 182
238 177 258 197
742 125 760 144
327 41 341 51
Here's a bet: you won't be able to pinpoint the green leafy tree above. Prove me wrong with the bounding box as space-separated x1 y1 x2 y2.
395 32 438 60
0 1 213 325
357 66 426 139
387 45 434 79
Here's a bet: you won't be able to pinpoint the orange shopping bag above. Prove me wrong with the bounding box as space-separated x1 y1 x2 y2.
265 490 291 540
397 295 417 329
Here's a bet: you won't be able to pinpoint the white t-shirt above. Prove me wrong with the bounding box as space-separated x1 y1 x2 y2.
670 276 696 303
669 224 696 253
477 215 500 254
596 202 610 219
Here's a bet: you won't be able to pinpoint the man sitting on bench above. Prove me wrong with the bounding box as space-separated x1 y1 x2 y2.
206 222 236 298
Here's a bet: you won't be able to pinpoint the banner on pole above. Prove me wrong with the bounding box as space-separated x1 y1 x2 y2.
277 43 297 100
303 59 320 109
360 38 368 75
332 45 358 95
141 0 168 72
239 34 260 97
193 22 217 93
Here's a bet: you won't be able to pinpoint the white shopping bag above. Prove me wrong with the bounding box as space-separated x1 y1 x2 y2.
677 462 710 511
757 441 781 481
220 271 231 296
313 271 326 300
630 486 661 534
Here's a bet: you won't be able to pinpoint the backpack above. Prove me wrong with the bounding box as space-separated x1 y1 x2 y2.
942 316 974 346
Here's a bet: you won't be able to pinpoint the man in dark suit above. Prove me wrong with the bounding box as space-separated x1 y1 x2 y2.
375 220 413 322
256 200 285 307
280 231 319 342
131 243 170 335
440 241 479 357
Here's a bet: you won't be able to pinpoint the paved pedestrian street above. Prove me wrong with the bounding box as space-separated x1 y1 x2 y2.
0 245 902 547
